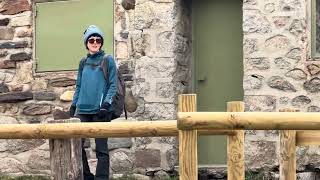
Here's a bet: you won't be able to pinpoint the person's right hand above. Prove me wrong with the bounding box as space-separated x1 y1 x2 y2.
69 105 76 117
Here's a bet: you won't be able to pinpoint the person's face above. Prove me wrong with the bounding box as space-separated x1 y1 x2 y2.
87 36 102 54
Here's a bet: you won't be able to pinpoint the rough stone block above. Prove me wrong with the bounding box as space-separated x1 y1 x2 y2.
11 11 32 27
297 172 316 180
289 19 305 36
307 64 320 76
0 91 33 103
0 51 8 58
280 0 302 11
154 170 170 180
156 31 175 56
307 106 320 112
116 42 128 59
0 83 9 93
110 150 134 173
0 28 14 40
155 81 174 99
133 1 174 30
291 95 311 107
285 68 307 80
244 57 270 71
274 57 292 70
0 115 19 124
13 62 33 83
34 91 56 101
244 95 276 112
244 38 258 55
272 16 290 28
244 74 263 90
0 41 28 49
23 104 52 115
143 103 175 119
0 60 16 69
0 18 10 26
166 148 178 169
286 48 302 61
243 10 271 34
108 138 133 150
0 0 31 15
134 149 161 168
26 149 50 172
59 90 74 102
131 33 151 57
6 139 46 155
49 77 76 87
135 57 175 79
265 35 290 52
10 52 31 61
0 158 27 173
15 26 32 37
267 76 296 92
245 141 277 169
304 77 320 93
52 109 70 120
296 146 320 171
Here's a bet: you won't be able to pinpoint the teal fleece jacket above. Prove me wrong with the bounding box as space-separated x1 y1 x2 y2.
72 50 117 114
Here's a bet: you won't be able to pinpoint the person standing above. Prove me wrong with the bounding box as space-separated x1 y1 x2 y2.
69 25 117 180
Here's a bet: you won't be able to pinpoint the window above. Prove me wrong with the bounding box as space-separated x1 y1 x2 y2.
34 0 114 72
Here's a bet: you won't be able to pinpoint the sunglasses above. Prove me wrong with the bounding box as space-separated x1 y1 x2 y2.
88 38 102 44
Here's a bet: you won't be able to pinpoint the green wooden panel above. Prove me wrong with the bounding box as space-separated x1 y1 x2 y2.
35 0 114 72
193 0 243 165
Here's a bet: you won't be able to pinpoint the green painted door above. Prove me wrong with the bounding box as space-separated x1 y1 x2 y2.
193 0 243 165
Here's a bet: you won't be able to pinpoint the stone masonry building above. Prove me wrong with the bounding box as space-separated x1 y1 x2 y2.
0 0 320 179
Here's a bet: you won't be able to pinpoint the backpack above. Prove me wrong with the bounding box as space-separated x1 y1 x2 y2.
80 55 127 119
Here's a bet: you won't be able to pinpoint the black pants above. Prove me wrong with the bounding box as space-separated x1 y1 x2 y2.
77 113 112 180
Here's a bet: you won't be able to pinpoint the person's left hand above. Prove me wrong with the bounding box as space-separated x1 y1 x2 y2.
97 103 111 119
97 108 108 119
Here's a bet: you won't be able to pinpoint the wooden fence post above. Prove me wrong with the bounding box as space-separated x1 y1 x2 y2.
279 108 297 180
178 94 198 180
49 118 83 180
227 102 245 180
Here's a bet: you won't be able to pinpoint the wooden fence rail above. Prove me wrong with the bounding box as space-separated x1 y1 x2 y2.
0 121 235 139
177 99 320 180
177 112 320 130
2 94 320 180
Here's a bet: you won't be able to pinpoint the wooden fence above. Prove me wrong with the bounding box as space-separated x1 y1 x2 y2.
177 94 320 180
0 94 319 180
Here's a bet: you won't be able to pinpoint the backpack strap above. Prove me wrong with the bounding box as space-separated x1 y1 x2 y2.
101 55 128 120
124 101 128 119
79 57 87 72
101 55 111 82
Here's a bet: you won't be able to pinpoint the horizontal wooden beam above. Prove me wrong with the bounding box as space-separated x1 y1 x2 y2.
177 112 320 130
296 131 320 146
0 120 235 139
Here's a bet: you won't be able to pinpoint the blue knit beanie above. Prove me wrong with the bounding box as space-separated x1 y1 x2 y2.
83 25 104 49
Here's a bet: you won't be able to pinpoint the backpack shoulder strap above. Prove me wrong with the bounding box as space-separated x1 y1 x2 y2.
79 57 87 72
101 54 112 81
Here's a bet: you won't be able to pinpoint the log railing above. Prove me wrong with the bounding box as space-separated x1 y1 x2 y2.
177 95 320 180
0 121 234 139
1 94 319 180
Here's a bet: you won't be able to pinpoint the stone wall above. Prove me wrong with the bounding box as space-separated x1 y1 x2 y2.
243 0 320 177
2 0 320 179
0 0 192 178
